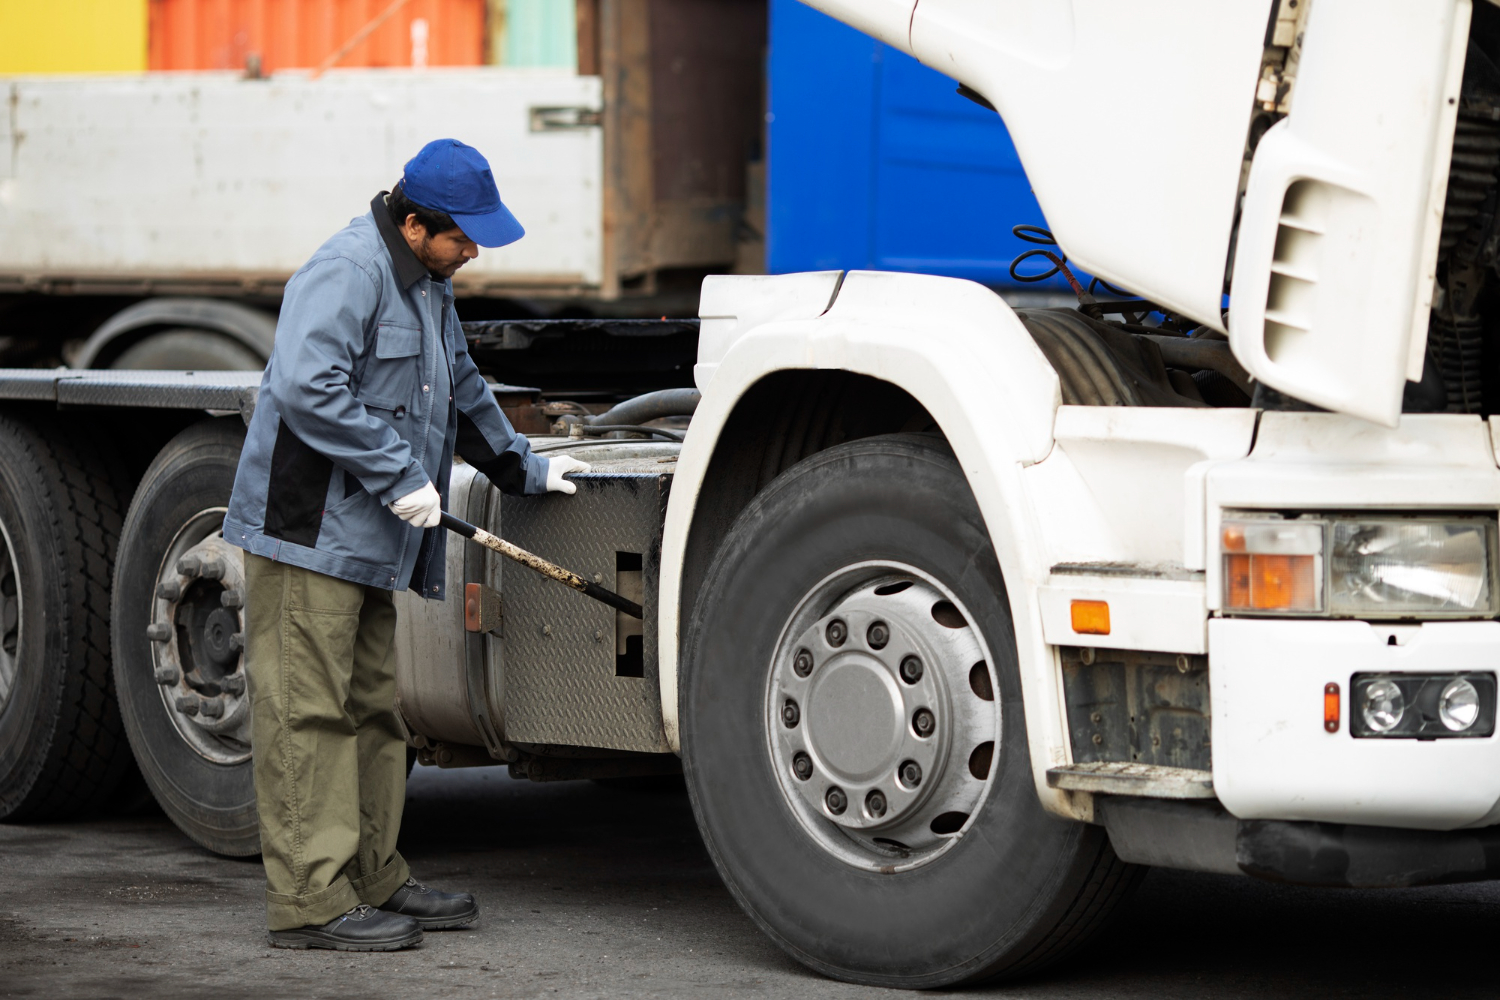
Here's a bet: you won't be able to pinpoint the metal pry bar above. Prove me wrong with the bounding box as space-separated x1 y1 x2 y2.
439 511 644 620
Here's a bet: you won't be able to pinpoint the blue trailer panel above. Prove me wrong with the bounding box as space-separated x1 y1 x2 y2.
767 0 1073 293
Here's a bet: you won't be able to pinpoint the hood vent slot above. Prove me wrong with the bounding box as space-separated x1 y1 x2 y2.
1264 180 1325 362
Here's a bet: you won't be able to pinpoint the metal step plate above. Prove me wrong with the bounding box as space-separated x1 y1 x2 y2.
1046 761 1216 799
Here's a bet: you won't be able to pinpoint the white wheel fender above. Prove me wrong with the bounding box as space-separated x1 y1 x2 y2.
663 271 1089 819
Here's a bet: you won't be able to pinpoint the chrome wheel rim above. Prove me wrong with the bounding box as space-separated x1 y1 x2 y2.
148 508 251 765
767 562 1000 872
0 515 21 717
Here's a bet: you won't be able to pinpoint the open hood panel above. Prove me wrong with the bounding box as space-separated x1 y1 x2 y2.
1228 0 1469 427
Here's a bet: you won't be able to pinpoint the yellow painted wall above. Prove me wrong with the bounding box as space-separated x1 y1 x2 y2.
0 0 147 74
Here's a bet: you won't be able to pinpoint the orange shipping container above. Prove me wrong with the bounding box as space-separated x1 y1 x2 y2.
148 0 485 73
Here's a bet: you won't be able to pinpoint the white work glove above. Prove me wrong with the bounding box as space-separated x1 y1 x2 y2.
546 456 592 495
388 481 442 528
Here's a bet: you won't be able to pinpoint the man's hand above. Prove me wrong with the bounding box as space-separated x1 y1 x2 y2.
388 481 442 527
546 456 592 495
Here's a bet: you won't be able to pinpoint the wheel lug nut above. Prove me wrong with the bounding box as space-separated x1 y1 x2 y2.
900 760 922 787
792 752 813 780
220 589 245 609
229 632 244 652
198 695 225 719
867 621 889 649
793 649 814 677
781 699 800 728
156 580 181 601
826 619 847 647
145 623 171 643
199 558 225 581
153 665 180 685
912 708 936 737
899 655 924 684
222 674 246 696
866 790 887 818
825 786 847 815
174 695 199 716
175 555 202 577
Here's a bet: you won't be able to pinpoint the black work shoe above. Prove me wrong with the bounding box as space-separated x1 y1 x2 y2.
379 876 480 930
268 904 422 951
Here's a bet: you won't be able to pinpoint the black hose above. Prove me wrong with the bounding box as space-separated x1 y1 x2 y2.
586 388 700 428
1140 335 1253 395
582 424 684 442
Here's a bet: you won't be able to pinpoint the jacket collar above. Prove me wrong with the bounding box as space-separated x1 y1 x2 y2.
372 191 429 290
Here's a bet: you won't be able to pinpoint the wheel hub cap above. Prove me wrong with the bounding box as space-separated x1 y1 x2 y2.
148 520 251 765
807 656 901 780
768 566 999 869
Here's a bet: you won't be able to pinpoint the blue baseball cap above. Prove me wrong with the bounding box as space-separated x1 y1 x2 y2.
399 139 525 248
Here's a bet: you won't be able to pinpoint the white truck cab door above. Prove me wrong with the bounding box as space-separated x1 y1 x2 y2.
1228 0 1470 427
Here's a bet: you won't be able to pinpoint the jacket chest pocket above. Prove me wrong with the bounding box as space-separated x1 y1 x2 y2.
358 322 423 409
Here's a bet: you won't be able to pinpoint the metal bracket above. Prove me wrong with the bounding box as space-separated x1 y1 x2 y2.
462 482 509 762
529 106 603 131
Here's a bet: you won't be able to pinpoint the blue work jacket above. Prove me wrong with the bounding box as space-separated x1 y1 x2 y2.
224 194 550 598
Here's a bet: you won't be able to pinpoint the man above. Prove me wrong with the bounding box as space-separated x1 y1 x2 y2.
224 139 588 951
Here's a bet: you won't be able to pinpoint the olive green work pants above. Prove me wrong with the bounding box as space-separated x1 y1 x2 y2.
244 553 411 931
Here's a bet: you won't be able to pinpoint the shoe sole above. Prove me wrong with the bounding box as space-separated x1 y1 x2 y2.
411 904 480 931
267 928 423 952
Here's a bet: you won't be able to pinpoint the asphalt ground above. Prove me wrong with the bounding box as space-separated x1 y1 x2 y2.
0 765 1495 1000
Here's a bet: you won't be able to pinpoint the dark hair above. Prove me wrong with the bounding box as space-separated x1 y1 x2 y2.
387 183 458 237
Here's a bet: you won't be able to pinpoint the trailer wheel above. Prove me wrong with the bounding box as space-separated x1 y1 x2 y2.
111 329 265 371
0 413 133 821
681 434 1141 988
112 419 260 856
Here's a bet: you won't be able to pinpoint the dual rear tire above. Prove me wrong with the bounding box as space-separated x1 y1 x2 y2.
0 413 259 856
0 414 134 820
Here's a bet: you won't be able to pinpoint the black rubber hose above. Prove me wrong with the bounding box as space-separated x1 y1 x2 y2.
1140 335 1253 395
582 424 685 442
586 388 701 428
1024 311 1134 405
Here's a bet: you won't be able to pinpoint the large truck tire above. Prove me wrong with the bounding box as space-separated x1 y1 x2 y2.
681 434 1141 988
0 412 134 821
112 418 260 856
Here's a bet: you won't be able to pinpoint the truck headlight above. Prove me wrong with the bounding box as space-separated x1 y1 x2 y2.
1329 520 1492 615
1350 673 1496 738
1440 677 1481 732
1222 515 1496 618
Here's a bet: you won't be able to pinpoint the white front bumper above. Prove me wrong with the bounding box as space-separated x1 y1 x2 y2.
1210 618 1500 830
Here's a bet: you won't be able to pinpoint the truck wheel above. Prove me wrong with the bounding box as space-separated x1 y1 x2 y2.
681 434 1140 988
111 329 265 371
0 413 133 820
112 419 259 856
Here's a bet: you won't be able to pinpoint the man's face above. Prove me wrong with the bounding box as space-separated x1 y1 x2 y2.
400 215 479 280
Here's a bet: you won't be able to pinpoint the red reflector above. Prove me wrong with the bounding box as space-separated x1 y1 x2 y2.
464 582 483 633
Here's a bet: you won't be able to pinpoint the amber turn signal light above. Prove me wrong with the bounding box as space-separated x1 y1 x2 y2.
1324 682 1340 733
1070 600 1110 635
1221 519 1324 612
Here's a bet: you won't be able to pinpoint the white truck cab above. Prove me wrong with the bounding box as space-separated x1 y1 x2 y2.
658 0 1500 986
